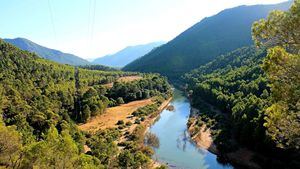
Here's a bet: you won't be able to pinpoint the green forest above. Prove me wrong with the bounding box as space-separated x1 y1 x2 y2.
0 39 172 168
184 1 299 168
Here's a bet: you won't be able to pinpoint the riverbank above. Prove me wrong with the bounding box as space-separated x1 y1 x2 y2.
188 114 218 154
79 96 172 168
188 106 261 169
138 97 172 169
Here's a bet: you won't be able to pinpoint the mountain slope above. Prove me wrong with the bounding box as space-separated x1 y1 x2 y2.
4 37 90 65
123 1 292 80
92 41 164 67
0 38 172 168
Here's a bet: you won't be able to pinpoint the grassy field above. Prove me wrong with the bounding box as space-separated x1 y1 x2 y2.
102 75 143 88
79 98 153 132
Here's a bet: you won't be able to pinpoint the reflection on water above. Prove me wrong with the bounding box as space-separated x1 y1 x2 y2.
149 89 233 169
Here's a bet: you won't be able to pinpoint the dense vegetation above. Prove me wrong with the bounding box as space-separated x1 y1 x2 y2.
4 38 90 65
79 64 119 71
184 47 269 150
184 1 299 168
108 75 171 104
123 1 291 81
0 39 172 168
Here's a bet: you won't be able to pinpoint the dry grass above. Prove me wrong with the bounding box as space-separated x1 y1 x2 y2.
117 75 142 82
79 98 153 132
102 75 143 89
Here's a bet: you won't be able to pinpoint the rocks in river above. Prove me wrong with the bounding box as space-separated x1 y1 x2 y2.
166 105 175 111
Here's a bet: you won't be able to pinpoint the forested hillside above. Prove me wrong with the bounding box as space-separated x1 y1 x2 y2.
0 39 171 168
124 1 291 81
184 47 269 149
184 1 299 168
4 38 90 65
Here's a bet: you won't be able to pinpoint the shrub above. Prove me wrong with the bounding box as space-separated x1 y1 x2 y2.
116 120 124 125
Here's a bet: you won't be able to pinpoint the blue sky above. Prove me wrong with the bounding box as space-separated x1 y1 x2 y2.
0 0 287 59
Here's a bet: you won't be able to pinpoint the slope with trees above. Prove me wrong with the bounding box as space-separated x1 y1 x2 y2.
124 1 292 81
184 1 299 168
0 39 172 168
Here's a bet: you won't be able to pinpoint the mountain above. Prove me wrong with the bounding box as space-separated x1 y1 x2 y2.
3 37 90 65
92 41 165 67
123 1 292 80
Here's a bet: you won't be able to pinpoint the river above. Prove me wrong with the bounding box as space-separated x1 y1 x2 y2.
148 89 233 169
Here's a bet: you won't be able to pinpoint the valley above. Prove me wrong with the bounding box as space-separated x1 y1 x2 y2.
0 0 299 169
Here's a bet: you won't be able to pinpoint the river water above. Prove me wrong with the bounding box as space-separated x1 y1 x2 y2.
149 89 233 169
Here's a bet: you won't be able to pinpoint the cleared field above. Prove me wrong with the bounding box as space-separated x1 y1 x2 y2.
79 98 153 132
102 75 143 88
117 75 142 82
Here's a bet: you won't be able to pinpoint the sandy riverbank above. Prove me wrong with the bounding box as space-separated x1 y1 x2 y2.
188 107 261 169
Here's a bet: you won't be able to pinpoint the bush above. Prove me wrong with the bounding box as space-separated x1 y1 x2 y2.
116 120 124 125
125 121 132 126
134 119 141 124
145 132 159 148
117 97 125 104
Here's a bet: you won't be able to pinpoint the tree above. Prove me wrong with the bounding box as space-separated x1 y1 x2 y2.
117 97 125 104
118 150 134 168
252 0 300 54
252 0 300 149
0 120 22 168
82 105 91 122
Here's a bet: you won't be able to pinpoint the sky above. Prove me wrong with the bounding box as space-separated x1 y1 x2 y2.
0 0 288 59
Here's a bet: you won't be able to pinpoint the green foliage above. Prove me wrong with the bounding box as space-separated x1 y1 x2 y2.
0 39 76 138
252 0 300 54
183 2 299 167
252 0 300 149
108 74 172 103
132 104 159 117
79 64 119 71
0 119 22 168
184 47 269 149
118 149 150 169
87 129 119 165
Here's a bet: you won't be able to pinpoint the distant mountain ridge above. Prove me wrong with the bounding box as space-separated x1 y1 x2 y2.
123 1 292 80
92 41 165 67
4 37 90 65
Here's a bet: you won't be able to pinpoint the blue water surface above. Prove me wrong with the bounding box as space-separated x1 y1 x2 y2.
149 90 233 169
